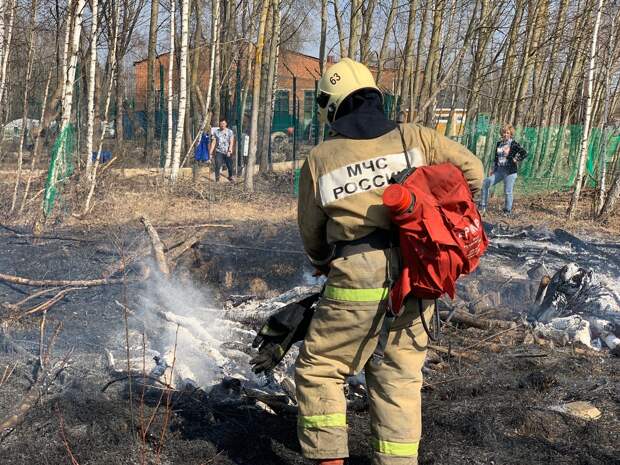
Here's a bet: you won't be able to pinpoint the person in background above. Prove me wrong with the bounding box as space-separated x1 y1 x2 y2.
209 118 235 182
479 123 528 215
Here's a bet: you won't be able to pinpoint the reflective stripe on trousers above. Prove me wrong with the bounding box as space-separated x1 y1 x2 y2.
372 438 419 457
323 285 389 302
299 413 347 429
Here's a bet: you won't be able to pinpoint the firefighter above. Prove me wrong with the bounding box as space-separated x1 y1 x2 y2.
295 58 484 465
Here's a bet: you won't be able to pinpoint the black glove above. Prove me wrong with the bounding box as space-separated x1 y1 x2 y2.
250 293 320 374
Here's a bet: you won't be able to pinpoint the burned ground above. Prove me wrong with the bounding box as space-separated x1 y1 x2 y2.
0 181 619 465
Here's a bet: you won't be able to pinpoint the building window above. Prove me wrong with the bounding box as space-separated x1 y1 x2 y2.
272 90 290 132
274 90 290 114
303 90 316 138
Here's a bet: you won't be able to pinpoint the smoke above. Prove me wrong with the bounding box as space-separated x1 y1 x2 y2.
302 269 326 287
135 269 233 389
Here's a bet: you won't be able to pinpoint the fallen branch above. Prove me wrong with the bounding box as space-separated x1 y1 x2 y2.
0 363 17 387
10 287 84 323
141 216 170 276
3 286 63 310
0 271 145 288
165 229 206 265
103 223 229 279
0 224 98 243
100 374 176 393
439 310 517 331
155 223 233 230
428 344 480 362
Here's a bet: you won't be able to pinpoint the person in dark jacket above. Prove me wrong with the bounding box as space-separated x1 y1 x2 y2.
480 123 527 214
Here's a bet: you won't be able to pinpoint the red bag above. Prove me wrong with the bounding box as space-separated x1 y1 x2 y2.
383 163 488 312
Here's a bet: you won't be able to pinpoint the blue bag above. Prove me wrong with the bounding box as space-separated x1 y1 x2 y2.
92 151 112 163
195 133 210 162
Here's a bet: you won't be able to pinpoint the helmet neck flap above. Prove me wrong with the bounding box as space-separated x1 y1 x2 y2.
330 89 397 140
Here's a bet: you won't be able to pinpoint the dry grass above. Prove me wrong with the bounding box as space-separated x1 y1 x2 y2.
484 188 620 236
0 171 297 229
0 167 618 239
82 173 297 228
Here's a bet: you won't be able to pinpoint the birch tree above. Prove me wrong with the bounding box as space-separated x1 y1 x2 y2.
61 0 86 132
145 0 160 161
348 0 362 59
420 0 445 125
0 1 4 78
82 0 120 214
209 0 222 125
400 0 417 120
411 0 430 117
179 0 222 169
596 9 618 215
85 0 99 176
244 0 270 192
332 0 347 58
165 0 175 171
598 161 620 219
0 0 15 118
567 0 604 219
359 0 376 64
170 0 190 181
43 0 86 219
317 0 328 142
375 0 398 85
259 0 280 172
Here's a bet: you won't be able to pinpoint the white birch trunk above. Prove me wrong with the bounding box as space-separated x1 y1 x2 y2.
0 0 6 71
0 0 5 96
42 0 80 216
596 11 617 215
598 163 620 219
85 0 99 176
62 0 86 127
179 0 220 168
0 0 15 111
170 0 190 182
567 0 604 219
165 0 175 172
266 0 280 171
82 0 119 214
59 0 74 114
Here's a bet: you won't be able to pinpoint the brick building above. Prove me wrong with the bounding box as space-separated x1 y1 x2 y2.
133 48 399 139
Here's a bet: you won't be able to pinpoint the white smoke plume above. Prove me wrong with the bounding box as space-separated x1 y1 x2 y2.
134 270 238 389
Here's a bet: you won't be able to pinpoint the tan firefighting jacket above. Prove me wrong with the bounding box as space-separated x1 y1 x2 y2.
297 124 484 280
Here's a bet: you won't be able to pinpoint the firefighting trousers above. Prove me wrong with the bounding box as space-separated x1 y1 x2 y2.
295 250 431 465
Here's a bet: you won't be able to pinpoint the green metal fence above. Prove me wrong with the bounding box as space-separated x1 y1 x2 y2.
460 116 620 194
